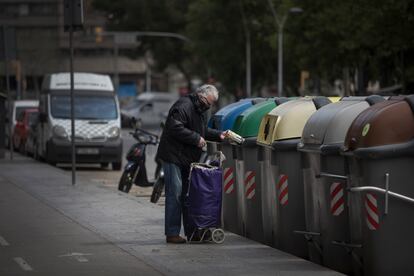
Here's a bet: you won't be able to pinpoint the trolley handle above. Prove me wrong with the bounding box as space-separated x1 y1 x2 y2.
332 240 362 249
316 172 348 180
349 173 414 216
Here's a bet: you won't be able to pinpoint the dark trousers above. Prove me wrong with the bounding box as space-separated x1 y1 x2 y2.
163 162 190 236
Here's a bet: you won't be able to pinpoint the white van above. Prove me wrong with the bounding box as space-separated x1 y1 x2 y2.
37 73 122 170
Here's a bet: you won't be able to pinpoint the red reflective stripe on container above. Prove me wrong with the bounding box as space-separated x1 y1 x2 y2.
278 174 288 206
330 182 345 216
365 193 379 230
245 171 256 199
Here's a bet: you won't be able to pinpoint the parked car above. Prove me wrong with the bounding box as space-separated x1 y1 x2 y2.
5 100 39 148
12 108 39 153
121 92 178 128
37 72 123 170
25 112 39 158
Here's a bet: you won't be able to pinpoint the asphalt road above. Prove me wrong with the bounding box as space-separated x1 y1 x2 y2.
0 174 163 276
0 153 342 276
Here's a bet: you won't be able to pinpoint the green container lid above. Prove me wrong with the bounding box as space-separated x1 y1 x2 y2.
232 100 277 138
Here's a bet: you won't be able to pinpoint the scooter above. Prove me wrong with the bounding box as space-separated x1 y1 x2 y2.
118 127 164 195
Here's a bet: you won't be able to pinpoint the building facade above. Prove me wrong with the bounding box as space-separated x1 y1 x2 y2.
0 0 171 101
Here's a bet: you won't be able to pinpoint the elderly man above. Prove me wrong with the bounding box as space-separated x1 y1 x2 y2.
156 84 225 243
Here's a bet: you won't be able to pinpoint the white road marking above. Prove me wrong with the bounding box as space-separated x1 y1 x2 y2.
75 256 89 262
14 257 33 271
0 235 10 246
59 252 92 263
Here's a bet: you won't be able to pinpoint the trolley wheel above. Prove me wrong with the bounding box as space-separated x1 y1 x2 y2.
211 228 225 244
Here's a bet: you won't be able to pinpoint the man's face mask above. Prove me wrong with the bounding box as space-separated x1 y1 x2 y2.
199 96 213 112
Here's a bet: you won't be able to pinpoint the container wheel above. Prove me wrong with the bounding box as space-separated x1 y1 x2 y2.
211 228 225 244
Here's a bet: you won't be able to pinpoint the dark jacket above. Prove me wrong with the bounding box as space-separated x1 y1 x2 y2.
156 94 222 168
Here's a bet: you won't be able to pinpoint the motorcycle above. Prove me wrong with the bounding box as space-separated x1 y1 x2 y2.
118 127 164 200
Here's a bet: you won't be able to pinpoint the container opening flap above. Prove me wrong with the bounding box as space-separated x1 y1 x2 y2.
365 95 385 106
274 97 289 105
405 95 414 114
312 97 331 110
251 98 266 105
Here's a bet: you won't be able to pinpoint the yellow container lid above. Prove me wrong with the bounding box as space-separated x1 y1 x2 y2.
257 97 331 145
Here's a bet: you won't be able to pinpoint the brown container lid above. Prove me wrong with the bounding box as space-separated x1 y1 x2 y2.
344 97 414 151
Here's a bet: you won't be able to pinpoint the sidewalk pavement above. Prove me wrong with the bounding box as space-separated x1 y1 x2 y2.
0 154 342 276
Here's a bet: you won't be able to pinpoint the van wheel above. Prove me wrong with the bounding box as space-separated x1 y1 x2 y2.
101 162 109 169
19 142 26 155
45 145 56 166
112 162 122 171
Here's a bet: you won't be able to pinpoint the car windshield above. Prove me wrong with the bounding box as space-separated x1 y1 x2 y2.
15 107 30 121
123 98 141 110
51 95 117 120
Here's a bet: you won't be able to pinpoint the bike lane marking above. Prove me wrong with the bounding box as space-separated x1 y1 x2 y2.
0 235 10 246
14 257 34 271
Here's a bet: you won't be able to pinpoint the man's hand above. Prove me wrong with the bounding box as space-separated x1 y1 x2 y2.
198 137 206 148
220 130 229 140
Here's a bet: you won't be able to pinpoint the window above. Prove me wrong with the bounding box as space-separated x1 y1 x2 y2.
51 95 118 120
19 4 29 16
30 3 56 16
28 112 39 125
15 107 27 121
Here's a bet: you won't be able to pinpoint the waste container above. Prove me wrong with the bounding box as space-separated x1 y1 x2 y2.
207 99 265 154
232 98 288 242
341 95 414 276
297 96 384 273
256 97 331 257
209 98 264 234
0 93 6 159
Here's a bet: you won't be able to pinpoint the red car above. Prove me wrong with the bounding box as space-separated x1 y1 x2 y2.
13 108 39 153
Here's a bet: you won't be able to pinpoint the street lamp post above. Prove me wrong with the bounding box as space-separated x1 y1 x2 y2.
266 1 302 96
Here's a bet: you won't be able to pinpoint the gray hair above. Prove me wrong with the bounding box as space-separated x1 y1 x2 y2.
196 84 219 101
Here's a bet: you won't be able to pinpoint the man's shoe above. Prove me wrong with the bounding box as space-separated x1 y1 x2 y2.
166 236 186 244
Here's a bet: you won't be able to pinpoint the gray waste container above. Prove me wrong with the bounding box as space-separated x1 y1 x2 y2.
0 93 6 158
341 95 414 276
232 99 282 242
257 97 332 255
209 99 263 234
297 96 384 274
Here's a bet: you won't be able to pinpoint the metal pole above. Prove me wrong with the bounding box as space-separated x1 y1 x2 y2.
3 26 12 160
113 43 119 91
145 56 151 92
69 26 76 185
246 30 251 97
277 21 284 97
385 173 389 215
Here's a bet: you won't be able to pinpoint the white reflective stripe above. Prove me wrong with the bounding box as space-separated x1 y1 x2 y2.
366 217 377 230
279 179 288 192
280 193 288 205
245 171 256 199
246 189 255 199
331 188 344 208
332 204 344 216
330 182 341 193
225 184 234 194
365 200 379 221
14 257 33 271
366 193 377 204
224 172 233 186
245 176 255 191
